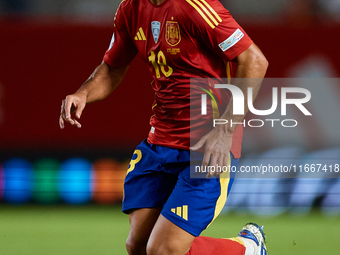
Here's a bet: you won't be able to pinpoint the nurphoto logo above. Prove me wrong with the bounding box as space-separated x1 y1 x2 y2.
201 84 312 128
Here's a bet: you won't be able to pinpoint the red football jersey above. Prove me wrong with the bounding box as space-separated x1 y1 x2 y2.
104 0 253 158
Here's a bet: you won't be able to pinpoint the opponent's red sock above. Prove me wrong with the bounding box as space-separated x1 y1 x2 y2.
186 236 246 255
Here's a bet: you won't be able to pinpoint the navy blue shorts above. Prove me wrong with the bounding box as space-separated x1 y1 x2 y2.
123 139 239 236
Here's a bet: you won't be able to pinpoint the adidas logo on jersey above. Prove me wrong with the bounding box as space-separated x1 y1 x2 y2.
171 205 188 221
134 27 146 41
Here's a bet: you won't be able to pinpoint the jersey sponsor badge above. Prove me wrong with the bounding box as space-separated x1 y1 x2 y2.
151 21 161 44
165 21 181 46
218 28 244 52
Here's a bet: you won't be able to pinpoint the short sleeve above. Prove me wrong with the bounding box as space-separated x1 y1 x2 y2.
189 0 253 61
103 2 138 67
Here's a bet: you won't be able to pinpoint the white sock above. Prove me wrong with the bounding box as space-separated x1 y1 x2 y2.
236 237 256 255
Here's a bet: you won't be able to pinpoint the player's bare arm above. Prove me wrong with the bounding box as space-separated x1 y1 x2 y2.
59 62 128 129
191 43 268 178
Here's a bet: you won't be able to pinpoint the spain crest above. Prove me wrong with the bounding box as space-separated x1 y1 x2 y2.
165 21 181 46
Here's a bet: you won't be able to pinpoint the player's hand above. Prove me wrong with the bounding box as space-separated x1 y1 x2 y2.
190 126 233 178
59 92 87 129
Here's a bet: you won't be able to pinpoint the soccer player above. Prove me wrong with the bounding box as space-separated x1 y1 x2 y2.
59 0 268 254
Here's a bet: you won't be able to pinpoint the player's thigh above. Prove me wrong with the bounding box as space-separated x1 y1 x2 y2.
160 153 239 237
123 140 178 213
147 214 195 255
126 208 162 254
146 164 234 255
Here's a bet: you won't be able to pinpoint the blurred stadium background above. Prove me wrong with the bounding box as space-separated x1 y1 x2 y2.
0 0 340 254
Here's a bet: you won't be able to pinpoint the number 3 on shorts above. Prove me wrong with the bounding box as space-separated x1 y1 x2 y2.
127 149 142 175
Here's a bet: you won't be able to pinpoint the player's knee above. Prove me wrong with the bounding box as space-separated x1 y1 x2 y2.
126 237 147 255
146 242 160 255
146 240 179 255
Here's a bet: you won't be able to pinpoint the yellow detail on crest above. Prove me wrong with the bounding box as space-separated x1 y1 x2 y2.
165 21 181 46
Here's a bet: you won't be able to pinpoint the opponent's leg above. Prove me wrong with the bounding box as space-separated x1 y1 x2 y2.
126 208 162 255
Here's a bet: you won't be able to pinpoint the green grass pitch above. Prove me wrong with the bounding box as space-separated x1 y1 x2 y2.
0 205 338 254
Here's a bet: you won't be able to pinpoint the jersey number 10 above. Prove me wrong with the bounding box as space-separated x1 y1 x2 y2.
148 50 173 78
